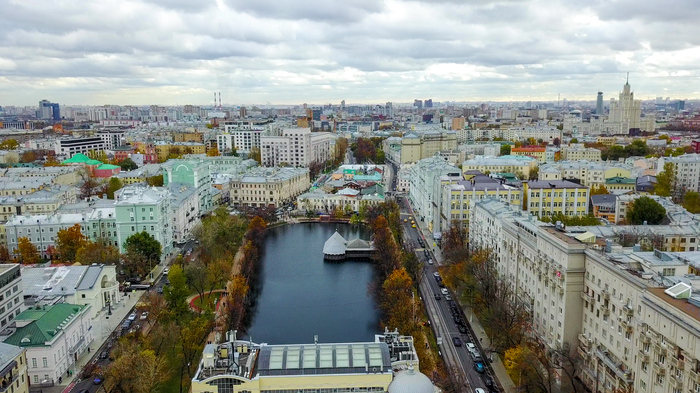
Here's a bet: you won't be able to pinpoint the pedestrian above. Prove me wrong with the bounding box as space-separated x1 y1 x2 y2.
480 337 483 343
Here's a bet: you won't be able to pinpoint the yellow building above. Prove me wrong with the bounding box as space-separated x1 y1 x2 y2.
511 146 547 162
603 166 631 180
605 176 636 193
155 142 206 162
442 175 522 230
524 180 589 217
173 130 204 143
0 343 29 393
596 136 617 146
191 333 426 393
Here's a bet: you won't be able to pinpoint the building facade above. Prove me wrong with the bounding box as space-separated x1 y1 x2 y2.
408 157 462 234
230 167 310 208
115 186 173 258
525 180 590 217
260 128 334 168
0 342 29 393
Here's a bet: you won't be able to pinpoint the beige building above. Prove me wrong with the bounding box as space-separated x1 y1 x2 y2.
462 155 538 179
561 144 602 161
0 151 20 164
260 128 334 168
154 142 206 162
230 167 310 208
451 117 466 130
0 342 29 393
524 180 590 218
0 185 77 221
399 130 457 164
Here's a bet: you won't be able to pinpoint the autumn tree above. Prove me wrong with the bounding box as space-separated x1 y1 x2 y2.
590 184 609 195
0 139 19 150
193 208 247 264
206 147 219 156
627 196 666 225
0 246 10 262
381 268 415 334
146 174 164 186
248 146 261 164
528 166 539 181
401 251 422 286
20 151 38 163
223 275 249 332
103 340 170 393
56 224 88 263
17 237 40 264
442 220 468 264
372 215 401 279
683 191 700 214
245 216 267 247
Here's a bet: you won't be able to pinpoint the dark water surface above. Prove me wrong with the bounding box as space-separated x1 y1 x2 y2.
244 223 380 344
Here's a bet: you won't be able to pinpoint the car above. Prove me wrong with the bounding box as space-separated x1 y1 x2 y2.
445 294 452 301
78 390 90 393
457 325 467 334
404 219 407 222
452 337 462 347
157 286 164 294
127 313 136 321
474 389 486 393
423 250 429 257
434 293 441 300
474 362 485 373
412 224 416 228
140 311 148 320
99 350 108 359
433 272 440 278
483 376 494 389
163 268 170 275
441 288 448 296
466 343 477 352
427 258 433 265
93 376 103 385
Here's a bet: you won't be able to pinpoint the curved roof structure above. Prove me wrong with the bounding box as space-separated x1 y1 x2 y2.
388 366 435 393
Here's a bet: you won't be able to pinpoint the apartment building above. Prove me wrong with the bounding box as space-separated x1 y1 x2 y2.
230 167 310 208
524 180 590 217
658 154 700 193
0 186 77 221
561 144 602 161
54 137 105 158
408 156 462 234
399 130 458 164
0 265 24 332
511 146 548 163
260 128 334 167
297 188 384 213
96 129 125 150
5 304 92 387
162 159 213 214
441 173 522 230
114 164 162 185
462 155 538 179
4 213 88 259
219 125 265 155
114 185 173 258
154 142 206 162
0 342 29 393
1 167 82 186
538 161 634 187
606 177 637 193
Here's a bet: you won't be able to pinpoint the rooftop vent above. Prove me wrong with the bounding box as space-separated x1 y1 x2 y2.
665 282 692 300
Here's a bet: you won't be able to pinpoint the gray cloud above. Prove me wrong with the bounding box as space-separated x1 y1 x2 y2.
0 0 698 105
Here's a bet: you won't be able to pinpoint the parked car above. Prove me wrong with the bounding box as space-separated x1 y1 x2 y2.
427 258 433 265
474 389 486 393
140 311 148 320
163 268 170 275
434 294 441 300
99 350 108 359
457 325 467 334
445 294 452 301
452 337 462 347
474 362 485 373
93 376 103 385
466 343 476 352
127 313 136 321
483 376 494 389
441 288 449 296
433 272 440 278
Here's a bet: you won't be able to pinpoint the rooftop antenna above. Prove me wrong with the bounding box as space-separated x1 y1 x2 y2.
626 72 629 84
214 93 217 108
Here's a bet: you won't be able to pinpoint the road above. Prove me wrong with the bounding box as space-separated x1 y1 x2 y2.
395 191 497 391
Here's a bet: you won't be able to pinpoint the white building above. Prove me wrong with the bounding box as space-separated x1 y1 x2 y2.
260 128 334 167
5 214 89 260
54 138 105 158
297 188 385 213
5 303 92 386
609 78 642 132
219 125 265 155
408 156 462 234
96 130 125 150
167 183 199 244
230 167 310 208
114 185 174 257
0 264 24 333
658 154 700 193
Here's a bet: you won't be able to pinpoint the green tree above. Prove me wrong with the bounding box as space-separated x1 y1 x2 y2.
119 157 139 171
624 140 649 157
163 264 189 319
683 191 700 214
627 196 666 225
528 166 539 181
124 231 162 261
570 138 578 144
500 144 511 156
106 177 123 199
655 162 676 199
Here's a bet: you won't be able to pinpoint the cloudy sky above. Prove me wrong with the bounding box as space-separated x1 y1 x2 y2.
1 0 699 106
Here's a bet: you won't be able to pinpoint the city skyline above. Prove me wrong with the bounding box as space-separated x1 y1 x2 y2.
1 0 699 106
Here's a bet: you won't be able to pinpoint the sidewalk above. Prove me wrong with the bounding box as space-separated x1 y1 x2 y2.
404 197 517 393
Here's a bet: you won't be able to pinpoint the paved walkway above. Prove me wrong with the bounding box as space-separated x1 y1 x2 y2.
404 196 517 393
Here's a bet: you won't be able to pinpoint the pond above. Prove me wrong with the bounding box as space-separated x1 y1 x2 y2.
245 222 380 344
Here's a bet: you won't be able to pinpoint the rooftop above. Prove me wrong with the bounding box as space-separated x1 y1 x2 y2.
5 303 89 347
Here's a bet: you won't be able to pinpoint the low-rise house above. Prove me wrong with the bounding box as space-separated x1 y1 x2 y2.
4 304 92 387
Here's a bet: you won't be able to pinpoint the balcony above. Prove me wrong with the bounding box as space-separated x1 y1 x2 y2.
581 292 595 303
601 290 610 300
623 305 633 315
637 350 649 362
653 362 666 376
595 347 633 381
578 333 591 349
689 368 700 383
669 374 683 389
0 373 18 393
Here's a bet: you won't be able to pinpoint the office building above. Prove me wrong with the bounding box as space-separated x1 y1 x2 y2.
561 144 602 161
219 125 264 155
96 130 125 150
37 100 60 121
596 92 604 115
462 155 538 179
398 130 458 164
54 138 105 158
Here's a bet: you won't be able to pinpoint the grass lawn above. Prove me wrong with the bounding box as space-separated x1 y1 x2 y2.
192 292 221 311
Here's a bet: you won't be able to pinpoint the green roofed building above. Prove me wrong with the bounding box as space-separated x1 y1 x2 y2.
5 303 92 385
60 153 91 165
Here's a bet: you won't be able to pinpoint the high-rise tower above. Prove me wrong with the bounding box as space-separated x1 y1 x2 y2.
596 92 603 115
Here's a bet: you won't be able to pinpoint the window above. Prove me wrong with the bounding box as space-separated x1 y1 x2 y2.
31 358 36 368
42 357 47 367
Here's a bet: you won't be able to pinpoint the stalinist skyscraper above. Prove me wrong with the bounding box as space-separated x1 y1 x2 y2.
608 74 641 131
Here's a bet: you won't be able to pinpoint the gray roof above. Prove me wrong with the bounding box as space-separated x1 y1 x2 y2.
590 194 618 208
76 265 102 291
527 180 587 189
22 265 109 296
323 231 346 255
0 342 23 374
